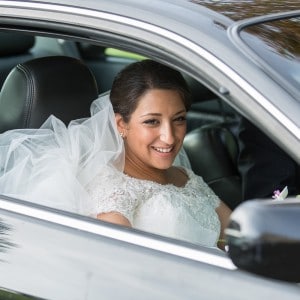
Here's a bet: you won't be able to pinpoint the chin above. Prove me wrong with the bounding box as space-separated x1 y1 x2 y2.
152 159 174 170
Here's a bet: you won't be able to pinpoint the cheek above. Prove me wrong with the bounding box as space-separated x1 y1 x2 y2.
127 128 156 146
176 126 186 140
141 129 158 141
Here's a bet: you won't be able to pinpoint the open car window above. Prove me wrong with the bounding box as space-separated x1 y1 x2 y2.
0 31 299 249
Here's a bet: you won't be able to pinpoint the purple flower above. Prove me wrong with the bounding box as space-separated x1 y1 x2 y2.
272 190 281 199
272 186 288 200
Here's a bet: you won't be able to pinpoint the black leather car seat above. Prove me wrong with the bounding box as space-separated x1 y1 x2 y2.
0 56 99 133
0 32 36 90
183 122 242 210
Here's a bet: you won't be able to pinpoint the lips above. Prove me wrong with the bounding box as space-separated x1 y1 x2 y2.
152 146 173 153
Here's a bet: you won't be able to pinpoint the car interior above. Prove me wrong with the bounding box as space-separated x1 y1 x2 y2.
0 31 296 213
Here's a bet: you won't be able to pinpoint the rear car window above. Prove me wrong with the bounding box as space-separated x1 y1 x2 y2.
240 15 300 99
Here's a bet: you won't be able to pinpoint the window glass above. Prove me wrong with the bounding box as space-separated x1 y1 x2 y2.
240 16 300 97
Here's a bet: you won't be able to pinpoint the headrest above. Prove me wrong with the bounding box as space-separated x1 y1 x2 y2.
183 75 217 103
0 32 35 56
0 56 99 132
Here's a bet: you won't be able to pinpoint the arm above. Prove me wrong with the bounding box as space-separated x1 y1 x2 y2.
216 200 231 250
97 211 132 227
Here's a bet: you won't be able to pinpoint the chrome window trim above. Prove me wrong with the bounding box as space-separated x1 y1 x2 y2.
0 1 298 141
0 197 236 270
228 10 300 102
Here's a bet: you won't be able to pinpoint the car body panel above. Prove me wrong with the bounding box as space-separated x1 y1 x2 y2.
1 197 300 300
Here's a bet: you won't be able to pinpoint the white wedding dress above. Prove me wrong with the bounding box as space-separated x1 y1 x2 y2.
0 94 220 247
86 166 220 246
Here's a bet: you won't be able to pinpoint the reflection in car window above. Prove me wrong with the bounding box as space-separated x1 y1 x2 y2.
240 17 300 98
105 48 146 61
193 0 300 21
0 288 41 299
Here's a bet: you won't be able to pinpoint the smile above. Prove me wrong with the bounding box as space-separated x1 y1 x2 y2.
153 146 173 153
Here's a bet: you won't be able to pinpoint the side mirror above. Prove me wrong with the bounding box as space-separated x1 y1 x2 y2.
225 198 300 282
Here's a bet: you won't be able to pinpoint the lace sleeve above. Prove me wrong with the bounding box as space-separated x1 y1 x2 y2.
86 167 138 224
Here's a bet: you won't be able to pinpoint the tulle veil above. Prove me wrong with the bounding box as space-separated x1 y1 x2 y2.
0 93 124 216
0 92 191 216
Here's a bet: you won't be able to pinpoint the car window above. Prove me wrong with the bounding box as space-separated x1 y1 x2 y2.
239 16 300 99
0 32 299 250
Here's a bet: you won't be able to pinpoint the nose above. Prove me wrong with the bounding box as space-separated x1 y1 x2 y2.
160 122 175 145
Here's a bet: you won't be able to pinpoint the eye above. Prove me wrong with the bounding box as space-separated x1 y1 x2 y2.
174 115 186 123
143 119 160 126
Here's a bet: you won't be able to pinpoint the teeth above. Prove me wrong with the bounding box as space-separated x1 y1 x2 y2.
154 147 172 153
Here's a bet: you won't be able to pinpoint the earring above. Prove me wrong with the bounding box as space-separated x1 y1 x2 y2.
119 132 124 138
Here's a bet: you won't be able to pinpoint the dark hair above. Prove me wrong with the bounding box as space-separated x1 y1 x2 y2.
110 60 191 122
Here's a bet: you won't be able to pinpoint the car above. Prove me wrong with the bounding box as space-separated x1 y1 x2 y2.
0 0 299 299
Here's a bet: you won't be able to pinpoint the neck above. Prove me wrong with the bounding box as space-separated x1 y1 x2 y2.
124 155 170 184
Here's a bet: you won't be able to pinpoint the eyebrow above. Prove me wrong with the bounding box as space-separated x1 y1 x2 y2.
140 110 186 118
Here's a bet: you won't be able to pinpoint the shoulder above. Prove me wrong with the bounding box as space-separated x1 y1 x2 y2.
86 167 146 223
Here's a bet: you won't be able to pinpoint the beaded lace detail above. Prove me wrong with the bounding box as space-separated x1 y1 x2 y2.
86 167 220 246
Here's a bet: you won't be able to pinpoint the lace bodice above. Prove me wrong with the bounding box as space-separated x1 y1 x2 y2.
86 167 221 247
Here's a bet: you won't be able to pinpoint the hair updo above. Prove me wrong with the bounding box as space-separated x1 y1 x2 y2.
110 59 191 122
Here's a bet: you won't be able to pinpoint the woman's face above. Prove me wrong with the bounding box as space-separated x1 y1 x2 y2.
119 89 187 171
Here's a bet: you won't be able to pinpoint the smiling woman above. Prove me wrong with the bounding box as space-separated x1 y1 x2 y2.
86 60 231 249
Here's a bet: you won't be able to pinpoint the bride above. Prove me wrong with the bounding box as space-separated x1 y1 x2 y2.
0 59 231 249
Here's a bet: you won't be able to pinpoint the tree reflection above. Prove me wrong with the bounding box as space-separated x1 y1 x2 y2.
191 1 300 59
191 0 300 20
0 218 16 255
244 18 300 59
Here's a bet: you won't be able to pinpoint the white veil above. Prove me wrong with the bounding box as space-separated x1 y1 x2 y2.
0 93 124 216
